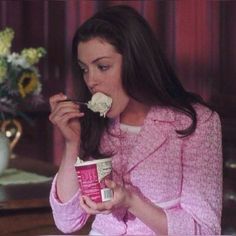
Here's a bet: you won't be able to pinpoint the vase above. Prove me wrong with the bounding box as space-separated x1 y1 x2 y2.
0 132 10 175
0 119 22 159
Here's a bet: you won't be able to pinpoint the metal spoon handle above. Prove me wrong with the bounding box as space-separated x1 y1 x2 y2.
61 99 88 106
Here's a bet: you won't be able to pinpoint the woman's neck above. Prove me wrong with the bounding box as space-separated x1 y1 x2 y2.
120 100 150 126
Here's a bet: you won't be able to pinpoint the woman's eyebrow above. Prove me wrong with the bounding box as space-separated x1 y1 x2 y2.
92 56 111 64
77 56 111 65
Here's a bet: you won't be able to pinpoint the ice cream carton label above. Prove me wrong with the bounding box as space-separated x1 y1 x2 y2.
75 159 113 203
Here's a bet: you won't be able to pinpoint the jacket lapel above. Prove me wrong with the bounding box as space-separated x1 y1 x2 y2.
101 106 176 174
100 117 122 175
126 106 175 173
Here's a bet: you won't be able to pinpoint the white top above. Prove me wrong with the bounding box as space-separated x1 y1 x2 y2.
120 123 141 134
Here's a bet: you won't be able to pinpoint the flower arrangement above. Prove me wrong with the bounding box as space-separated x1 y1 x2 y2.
0 27 46 121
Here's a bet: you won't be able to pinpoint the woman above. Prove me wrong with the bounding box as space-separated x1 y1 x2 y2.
49 5 222 235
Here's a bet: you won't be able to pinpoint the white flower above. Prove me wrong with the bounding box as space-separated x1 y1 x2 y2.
7 53 30 68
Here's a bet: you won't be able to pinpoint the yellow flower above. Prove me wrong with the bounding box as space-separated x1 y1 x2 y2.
21 47 46 65
0 28 14 56
18 71 40 98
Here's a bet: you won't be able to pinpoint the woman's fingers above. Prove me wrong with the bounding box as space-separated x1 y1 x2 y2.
105 179 117 190
50 100 79 118
79 196 100 215
96 201 113 211
49 105 82 124
49 93 67 110
49 94 84 142
49 99 84 125
54 112 84 127
80 196 112 215
82 196 99 209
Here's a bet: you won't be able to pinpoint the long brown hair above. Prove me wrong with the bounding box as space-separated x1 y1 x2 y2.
72 5 210 160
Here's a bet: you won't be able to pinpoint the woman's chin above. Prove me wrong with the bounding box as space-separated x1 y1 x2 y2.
105 110 112 118
105 108 117 119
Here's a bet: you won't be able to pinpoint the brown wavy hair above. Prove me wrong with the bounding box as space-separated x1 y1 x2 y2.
72 5 210 160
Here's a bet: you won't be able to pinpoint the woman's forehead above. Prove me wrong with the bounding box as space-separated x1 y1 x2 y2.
77 38 120 62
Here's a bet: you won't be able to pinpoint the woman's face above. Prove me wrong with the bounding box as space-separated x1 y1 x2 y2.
77 37 130 118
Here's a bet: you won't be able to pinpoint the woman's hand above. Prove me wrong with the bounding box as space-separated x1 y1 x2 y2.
49 93 85 146
79 179 133 215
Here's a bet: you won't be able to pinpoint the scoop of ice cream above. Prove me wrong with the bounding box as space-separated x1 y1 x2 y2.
87 92 112 117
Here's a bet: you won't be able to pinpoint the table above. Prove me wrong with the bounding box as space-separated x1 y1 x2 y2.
0 157 92 235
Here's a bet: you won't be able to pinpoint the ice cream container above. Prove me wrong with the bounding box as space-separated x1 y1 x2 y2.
75 157 113 203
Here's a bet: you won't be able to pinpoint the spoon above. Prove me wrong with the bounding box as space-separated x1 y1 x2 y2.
60 99 88 106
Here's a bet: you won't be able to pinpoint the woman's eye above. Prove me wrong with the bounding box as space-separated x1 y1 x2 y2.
80 67 88 74
98 65 110 71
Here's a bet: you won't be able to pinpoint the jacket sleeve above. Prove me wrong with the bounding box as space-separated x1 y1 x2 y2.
164 111 222 235
49 174 89 234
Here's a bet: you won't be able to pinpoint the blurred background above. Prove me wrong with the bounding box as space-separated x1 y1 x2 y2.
0 0 235 235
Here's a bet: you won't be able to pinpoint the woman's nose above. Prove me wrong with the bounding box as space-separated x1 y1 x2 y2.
85 71 98 91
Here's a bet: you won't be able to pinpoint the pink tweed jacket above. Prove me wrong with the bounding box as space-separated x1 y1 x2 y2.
50 104 222 235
